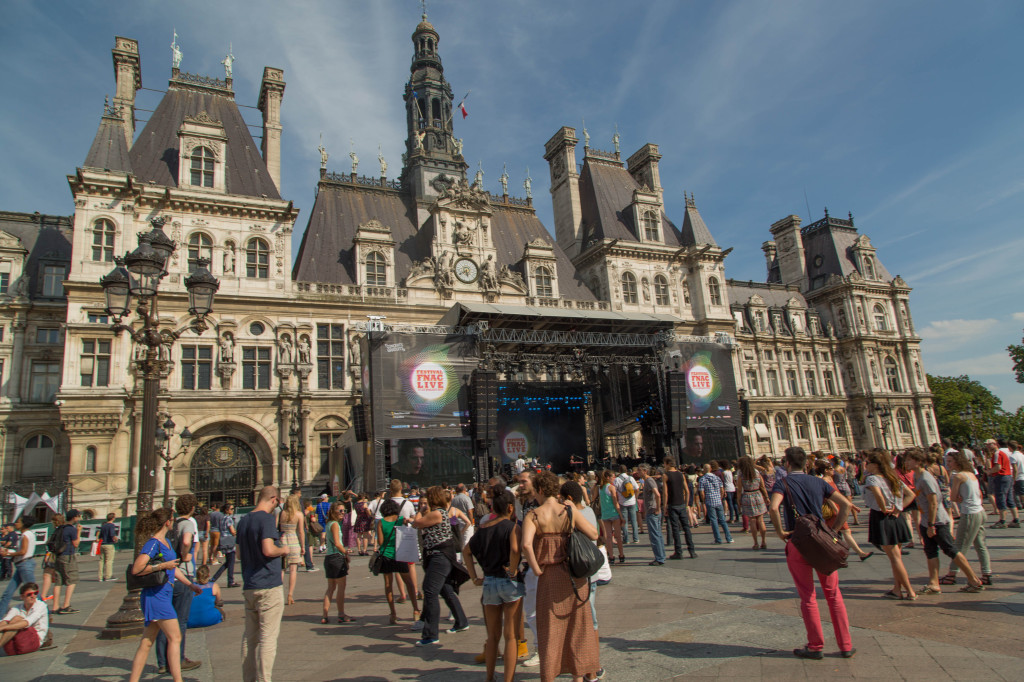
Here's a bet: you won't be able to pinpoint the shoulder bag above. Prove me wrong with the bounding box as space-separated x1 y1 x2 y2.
126 549 170 590
369 521 396 576
783 477 849 575
564 505 603 602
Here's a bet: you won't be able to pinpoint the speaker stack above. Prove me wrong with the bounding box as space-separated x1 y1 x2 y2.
666 371 687 435
352 404 369 442
473 370 498 479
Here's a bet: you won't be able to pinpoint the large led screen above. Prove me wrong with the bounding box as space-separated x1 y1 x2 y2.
369 332 477 439
665 341 740 429
496 383 592 472
388 437 474 488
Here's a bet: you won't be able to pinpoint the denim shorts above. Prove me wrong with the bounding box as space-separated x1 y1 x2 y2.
482 576 525 605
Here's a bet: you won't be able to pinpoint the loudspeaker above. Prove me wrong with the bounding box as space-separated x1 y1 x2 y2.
740 398 750 427
473 370 498 444
666 371 687 435
352 404 369 442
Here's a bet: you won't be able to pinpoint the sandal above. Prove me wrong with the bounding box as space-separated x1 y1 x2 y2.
882 590 902 600
618 556 626 564
337 615 356 623
917 585 942 595
959 583 985 593
981 574 993 586
320 617 329 624
938 574 957 585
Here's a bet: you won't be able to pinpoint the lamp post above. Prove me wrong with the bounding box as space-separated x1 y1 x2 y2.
867 402 893 450
156 418 193 509
98 217 218 640
958 405 977 446
279 413 305 494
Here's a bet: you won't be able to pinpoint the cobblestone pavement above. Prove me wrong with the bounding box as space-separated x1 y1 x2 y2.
4 518 1023 681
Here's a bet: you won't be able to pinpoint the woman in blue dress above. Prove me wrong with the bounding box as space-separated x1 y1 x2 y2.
128 508 202 682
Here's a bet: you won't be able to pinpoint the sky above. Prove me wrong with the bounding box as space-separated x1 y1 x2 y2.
1 0 1022 410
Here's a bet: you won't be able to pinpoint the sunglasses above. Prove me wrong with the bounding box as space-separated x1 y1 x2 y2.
23 591 38 597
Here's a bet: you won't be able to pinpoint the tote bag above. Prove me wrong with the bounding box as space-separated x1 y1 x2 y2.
394 524 420 563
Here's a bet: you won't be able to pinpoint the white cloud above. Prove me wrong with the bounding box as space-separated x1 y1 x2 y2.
918 318 999 353
1013 312 1024 322
928 352 1011 377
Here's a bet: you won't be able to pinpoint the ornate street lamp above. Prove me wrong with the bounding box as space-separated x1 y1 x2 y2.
280 413 305 493
157 417 193 509
99 216 218 640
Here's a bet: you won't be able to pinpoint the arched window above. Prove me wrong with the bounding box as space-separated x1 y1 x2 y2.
246 238 269 279
864 256 876 280
654 275 670 306
813 412 829 440
775 414 790 441
754 414 770 440
22 434 54 478
708 277 722 306
832 412 847 438
794 413 809 440
187 233 212 273
85 445 97 473
642 210 660 241
885 356 901 392
873 303 889 331
92 219 116 262
190 146 215 188
621 272 638 304
535 266 553 298
897 409 912 435
365 252 387 286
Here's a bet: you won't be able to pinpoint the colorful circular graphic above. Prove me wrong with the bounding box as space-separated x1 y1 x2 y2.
503 431 529 458
687 365 714 398
410 361 448 401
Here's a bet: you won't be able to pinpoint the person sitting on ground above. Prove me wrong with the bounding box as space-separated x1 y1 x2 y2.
0 582 49 656
187 565 225 629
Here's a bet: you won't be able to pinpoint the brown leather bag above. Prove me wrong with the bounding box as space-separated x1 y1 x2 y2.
784 478 850 575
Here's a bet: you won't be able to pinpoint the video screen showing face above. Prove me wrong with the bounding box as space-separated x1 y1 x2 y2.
388 438 474 488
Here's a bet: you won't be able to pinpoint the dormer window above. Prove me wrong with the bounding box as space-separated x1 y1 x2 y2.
246 238 269 279
190 146 215 188
642 210 660 241
535 266 553 298
863 256 876 280
92 219 116 262
365 251 387 286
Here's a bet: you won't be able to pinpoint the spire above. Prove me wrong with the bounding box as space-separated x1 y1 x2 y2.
681 192 717 247
84 98 133 173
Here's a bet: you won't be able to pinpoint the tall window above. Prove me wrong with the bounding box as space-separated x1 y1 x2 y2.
823 370 837 395
774 414 789 441
766 369 780 396
80 339 111 387
85 446 97 473
794 413 809 440
319 432 342 476
745 370 759 396
92 219 116 262
863 256 876 280
36 327 60 344
805 370 817 396
654 275 669 305
642 210 659 241
814 412 829 440
188 233 213 273
42 265 65 297
897 409 912 435
832 412 847 438
29 361 61 402
786 369 798 395
621 272 638 304
873 304 889 331
708 277 722 306
365 252 387 286
885 356 901 392
181 345 213 390
753 415 770 440
242 347 272 389
317 324 346 390
246 239 269 279
190 146 215 187
22 434 54 478
0 261 9 293
754 311 766 331
534 266 553 298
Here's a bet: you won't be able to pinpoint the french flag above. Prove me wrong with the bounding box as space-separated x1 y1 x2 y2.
456 91 471 119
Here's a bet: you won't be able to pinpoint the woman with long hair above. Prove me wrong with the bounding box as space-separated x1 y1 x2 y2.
736 456 769 550
895 454 922 549
814 462 873 561
939 450 991 589
322 501 354 623
864 451 914 600
353 494 374 556
522 469 600 682
597 470 625 564
376 499 420 624
128 508 202 682
411 486 470 646
279 495 305 605
464 483 523 682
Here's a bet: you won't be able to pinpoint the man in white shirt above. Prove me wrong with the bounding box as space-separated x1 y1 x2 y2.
615 465 641 544
1008 440 1024 519
0 516 37 616
0 581 48 654
513 456 526 475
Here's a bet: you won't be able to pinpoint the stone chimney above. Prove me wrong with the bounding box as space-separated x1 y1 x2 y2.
543 126 583 258
258 67 286 191
761 240 777 276
768 215 806 289
111 37 141 148
626 143 663 204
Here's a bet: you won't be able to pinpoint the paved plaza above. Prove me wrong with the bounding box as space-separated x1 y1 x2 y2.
4 520 1023 681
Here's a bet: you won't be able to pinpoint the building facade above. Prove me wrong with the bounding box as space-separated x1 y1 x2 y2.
0 19 934 517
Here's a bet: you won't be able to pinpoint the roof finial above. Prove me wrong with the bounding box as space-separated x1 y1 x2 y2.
317 133 328 170
848 211 854 225
613 123 620 154
582 118 590 148
171 29 182 70
421 0 427 20
222 43 234 79
523 167 533 199
474 161 484 189
824 206 829 219
378 144 387 176
500 163 509 195
349 139 359 175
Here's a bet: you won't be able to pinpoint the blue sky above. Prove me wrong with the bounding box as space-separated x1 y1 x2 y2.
2 1 1022 409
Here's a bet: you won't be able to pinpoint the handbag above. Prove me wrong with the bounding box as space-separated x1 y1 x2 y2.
369 522 396 576
125 557 169 590
394 524 420 563
563 505 603 602
309 515 324 535
783 478 849 575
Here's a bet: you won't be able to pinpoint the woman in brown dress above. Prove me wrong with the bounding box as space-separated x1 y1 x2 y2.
522 470 600 682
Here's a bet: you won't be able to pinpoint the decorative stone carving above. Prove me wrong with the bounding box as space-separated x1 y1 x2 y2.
479 255 499 292
278 334 293 364
297 335 311 365
219 332 234 362
184 111 223 127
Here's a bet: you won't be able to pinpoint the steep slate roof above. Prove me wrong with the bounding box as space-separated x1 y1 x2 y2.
0 211 73 298
801 216 892 290
680 199 717 247
128 80 280 199
292 182 594 300
577 160 688 248
726 280 807 308
83 112 133 173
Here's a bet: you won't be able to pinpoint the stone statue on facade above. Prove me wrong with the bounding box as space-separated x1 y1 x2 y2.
223 246 235 274
378 145 387 176
414 129 425 150
480 255 499 291
221 44 234 79
220 333 234 362
349 142 359 175
453 137 463 156
453 218 474 246
278 335 293 364
523 169 532 199
500 164 509 195
171 30 183 69
473 162 484 189
582 118 589 148
349 334 362 369
297 336 311 364
318 134 328 169
433 251 455 291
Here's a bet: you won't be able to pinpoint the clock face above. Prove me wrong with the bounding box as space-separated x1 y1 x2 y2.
813 255 824 268
454 258 478 283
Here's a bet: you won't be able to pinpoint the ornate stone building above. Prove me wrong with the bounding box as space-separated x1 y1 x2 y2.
0 18 934 517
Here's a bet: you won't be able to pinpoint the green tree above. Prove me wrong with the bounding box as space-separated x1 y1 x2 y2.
1010 331 1024 384
927 374 1007 443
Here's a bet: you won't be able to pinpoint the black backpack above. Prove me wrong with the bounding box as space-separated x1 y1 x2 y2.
47 525 69 556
